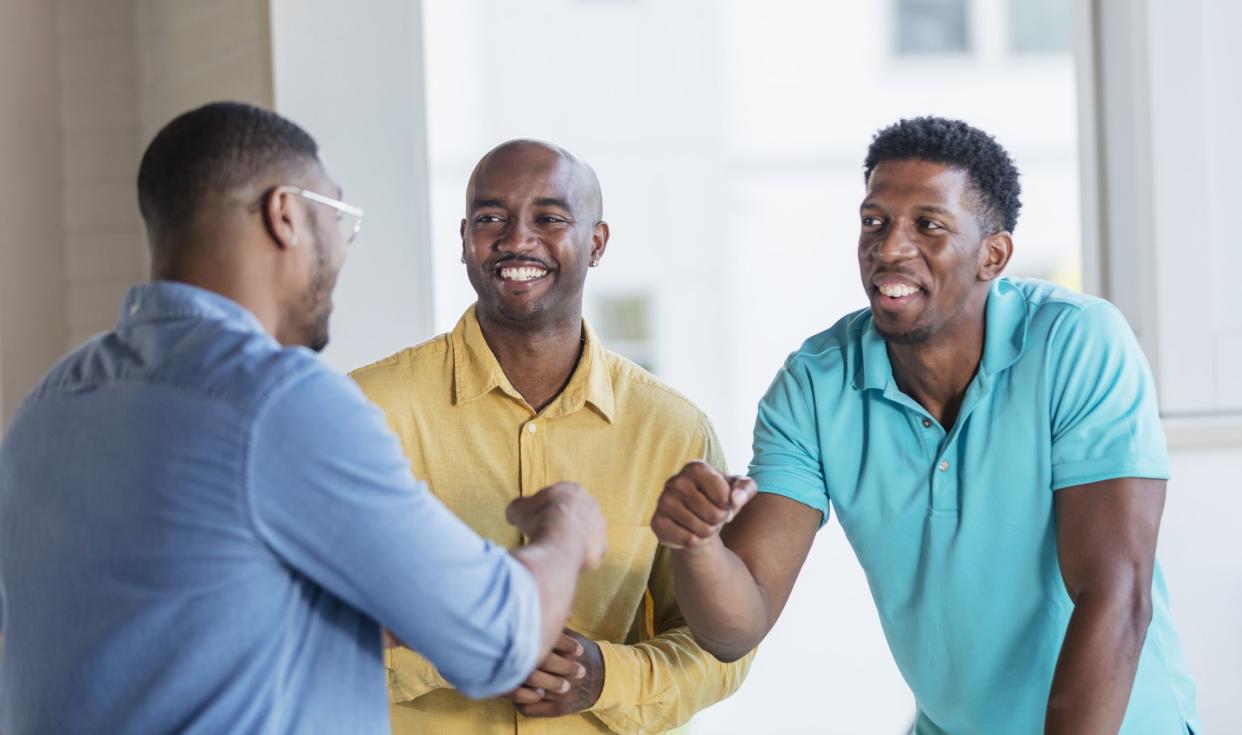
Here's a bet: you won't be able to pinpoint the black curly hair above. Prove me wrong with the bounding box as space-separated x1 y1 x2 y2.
863 116 1021 234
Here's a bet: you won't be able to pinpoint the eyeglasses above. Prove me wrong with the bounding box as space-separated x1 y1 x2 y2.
256 185 365 244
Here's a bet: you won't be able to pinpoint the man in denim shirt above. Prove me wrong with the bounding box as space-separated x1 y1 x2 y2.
0 101 606 734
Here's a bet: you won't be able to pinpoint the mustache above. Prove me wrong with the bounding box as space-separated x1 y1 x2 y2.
870 268 926 288
488 253 554 271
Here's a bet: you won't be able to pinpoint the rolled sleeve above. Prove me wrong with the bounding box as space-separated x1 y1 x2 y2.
245 366 541 699
1048 302 1171 490
748 360 830 524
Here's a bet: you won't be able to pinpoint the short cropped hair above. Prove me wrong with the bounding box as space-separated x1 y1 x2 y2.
137 101 319 258
863 116 1021 234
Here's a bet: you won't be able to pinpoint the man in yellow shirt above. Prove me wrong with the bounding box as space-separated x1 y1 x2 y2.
351 139 752 734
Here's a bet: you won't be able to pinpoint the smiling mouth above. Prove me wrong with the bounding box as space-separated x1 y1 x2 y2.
872 280 924 308
495 265 549 282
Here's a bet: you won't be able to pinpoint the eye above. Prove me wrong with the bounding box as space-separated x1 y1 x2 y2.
918 218 944 231
474 214 504 225
537 215 568 224
861 216 884 228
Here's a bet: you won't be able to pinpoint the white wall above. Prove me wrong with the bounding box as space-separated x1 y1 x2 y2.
1160 445 1242 729
270 0 435 374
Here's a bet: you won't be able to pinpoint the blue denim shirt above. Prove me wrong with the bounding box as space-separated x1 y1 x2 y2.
0 281 539 734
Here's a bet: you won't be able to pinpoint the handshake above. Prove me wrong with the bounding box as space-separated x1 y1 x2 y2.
506 460 759 572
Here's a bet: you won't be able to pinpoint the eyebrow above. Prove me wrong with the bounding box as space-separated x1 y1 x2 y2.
534 197 574 212
859 201 955 217
469 198 507 212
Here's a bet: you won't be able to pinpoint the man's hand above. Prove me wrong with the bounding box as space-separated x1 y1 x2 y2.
651 461 757 550
506 629 604 718
508 482 607 570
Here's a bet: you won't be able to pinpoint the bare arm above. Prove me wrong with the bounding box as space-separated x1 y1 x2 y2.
650 461 821 662
1045 477 1165 734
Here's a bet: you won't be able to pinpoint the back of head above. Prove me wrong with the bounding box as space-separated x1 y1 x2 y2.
863 116 1021 234
137 101 319 274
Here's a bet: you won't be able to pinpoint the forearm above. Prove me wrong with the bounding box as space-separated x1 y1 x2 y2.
512 537 588 660
670 536 770 662
1045 593 1152 734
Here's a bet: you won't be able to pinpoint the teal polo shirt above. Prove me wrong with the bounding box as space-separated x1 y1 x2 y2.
750 278 1200 734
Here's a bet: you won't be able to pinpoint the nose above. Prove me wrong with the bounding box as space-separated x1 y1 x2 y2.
870 223 918 265
497 217 537 254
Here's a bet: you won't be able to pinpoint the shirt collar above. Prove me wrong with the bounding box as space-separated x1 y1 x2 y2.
853 277 1028 391
450 305 616 422
116 280 268 336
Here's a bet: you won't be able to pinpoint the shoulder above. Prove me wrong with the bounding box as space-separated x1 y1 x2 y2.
780 308 866 382
1007 278 1134 345
349 333 453 401
604 349 714 434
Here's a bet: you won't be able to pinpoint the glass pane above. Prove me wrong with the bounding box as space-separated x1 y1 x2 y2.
896 0 969 54
1009 0 1072 53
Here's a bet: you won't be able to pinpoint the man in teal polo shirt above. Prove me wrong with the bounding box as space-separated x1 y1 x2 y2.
650 117 1200 733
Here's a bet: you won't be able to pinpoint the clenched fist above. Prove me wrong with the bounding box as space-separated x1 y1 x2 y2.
507 482 607 570
651 461 757 549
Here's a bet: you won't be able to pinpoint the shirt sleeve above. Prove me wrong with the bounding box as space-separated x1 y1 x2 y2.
1048 301 1171 490
245 366 540 699
385 646 450 704
748 358 830 524
589 416 754 734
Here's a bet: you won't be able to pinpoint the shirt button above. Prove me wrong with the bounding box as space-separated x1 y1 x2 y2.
938 460 950 472
128 302 140 315
527 423 537 433
922 419 932 428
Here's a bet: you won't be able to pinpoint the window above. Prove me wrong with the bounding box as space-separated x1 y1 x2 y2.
1009 0 1072 54
896 0 970 54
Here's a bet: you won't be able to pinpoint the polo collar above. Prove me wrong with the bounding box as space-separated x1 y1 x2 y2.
450 305 615 422
852 277 1029 391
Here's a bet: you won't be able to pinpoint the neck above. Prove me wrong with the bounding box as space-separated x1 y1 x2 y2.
887 311 986 429
156 256 283 344
477 307 585 412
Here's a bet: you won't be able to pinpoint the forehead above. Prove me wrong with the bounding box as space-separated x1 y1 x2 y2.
864 159 971 208
469 147 581 205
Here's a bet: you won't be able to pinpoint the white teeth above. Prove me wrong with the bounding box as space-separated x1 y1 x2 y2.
879 283 919 298
499 266 548 282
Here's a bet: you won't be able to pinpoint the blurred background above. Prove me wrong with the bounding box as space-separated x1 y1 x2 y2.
1 0 1238 732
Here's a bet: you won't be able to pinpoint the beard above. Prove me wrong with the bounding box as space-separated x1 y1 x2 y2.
873 319 935 346
297 221 335 353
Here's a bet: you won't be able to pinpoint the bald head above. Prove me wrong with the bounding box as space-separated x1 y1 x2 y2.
466 139 603 223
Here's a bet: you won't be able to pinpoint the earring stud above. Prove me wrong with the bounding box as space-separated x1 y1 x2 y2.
589 258 599 267
460 256 466 264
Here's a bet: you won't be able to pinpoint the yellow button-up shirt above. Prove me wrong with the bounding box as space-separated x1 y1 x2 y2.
350 307 752 734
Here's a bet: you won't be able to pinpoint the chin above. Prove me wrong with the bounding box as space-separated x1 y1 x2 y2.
495 301 545 323
873 320 934 346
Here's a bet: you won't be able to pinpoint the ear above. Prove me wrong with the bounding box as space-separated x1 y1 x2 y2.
977 231 1013 282
589 221 610 264
262 187 301 250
